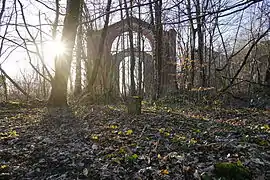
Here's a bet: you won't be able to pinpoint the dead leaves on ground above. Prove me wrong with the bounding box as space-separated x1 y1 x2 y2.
0 103 270 179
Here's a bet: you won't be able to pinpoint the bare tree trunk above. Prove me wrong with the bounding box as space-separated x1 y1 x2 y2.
52 0 60 40
118 0 126 96
138 1 142 96
74 3 83 96
195 0 206 87
186 0 195 87
0 0 6 23
38 11 47 99
0 71 7 101
86 0 112 92
0 0 8 101
220 28 270 93
265 56 270 96
148 0 157 100
47 0 60 99
0 66 31 99
48 0 81 106
154 0 163 98
3 75 7 101
123 0 136 96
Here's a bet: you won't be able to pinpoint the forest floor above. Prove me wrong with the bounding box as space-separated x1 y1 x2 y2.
0 101 270 180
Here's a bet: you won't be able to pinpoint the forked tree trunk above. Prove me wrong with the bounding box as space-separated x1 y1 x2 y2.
48 0 81 106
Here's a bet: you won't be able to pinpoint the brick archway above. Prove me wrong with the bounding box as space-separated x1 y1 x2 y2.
87 17 177 96
112 48 154 97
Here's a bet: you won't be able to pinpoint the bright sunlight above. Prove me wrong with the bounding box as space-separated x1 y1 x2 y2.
43 40 66 58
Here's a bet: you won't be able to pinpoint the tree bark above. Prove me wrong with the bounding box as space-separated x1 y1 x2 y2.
123 0 136 96
154 0 163 98
48 0 81 106
148 0 156 100
74 3 83 97
265 56 270 96
86 0 112 93
0 0 6 23
195 0 206 87
186 0 195 87
138 1 142 96
0 66 31 99
0 73 7 101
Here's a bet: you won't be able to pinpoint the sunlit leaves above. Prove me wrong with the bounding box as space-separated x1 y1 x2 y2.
172 134 186 142
160 169 169 175
109 125 118 129
125 129 133 135
119 147 126 154
189 138 197 144
158 128 165 133
261 124 269 131
158 127 172 137
90 134 99 140
0 130 19 140
127 153 138 161
193 128 201 133
0 165 8 169
1 100 269 179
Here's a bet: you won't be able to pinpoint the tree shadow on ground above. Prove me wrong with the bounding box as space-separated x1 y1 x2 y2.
1 103 269 179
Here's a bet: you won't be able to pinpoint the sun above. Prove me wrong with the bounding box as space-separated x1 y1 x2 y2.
42 40 66 65
43 40 66 57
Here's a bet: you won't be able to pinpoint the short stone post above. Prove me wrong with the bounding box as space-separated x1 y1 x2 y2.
127 96 142 115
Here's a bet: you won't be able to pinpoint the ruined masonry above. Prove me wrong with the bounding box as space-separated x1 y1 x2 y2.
87 17 177 96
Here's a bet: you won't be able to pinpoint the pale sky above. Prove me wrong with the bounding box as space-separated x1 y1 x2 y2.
0 0 66 77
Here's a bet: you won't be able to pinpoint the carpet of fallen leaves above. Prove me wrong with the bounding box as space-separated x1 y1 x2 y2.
0 101 270 180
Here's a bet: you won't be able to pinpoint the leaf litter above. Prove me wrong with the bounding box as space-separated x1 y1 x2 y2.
0 102 269 179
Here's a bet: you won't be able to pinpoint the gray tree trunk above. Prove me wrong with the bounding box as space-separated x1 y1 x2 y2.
186 0 195 87
86 0 112 93
154 0 163 98
74 4 83 96
48 0 81 106
123 0 136 96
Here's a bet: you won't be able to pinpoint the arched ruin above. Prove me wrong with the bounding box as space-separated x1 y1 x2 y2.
87 17 177 96
112 48 154 97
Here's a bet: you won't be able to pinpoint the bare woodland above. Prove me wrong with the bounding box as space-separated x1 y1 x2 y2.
0 0 269 106
0 0 270 179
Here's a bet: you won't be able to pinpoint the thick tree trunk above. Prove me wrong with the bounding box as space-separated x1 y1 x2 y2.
74 6 83 97
48 0 81 106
